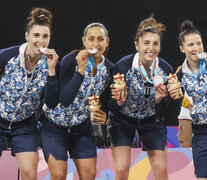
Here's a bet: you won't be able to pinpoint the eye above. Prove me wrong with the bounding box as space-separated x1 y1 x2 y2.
88 37 94 42
34 33 39 37
43 34 49 39
98 37 104 42
154 42 160 46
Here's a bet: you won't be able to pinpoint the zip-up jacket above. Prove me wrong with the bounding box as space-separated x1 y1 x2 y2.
43 51 114 128
177 59 207 125
0 43 49 122
108 53 177 128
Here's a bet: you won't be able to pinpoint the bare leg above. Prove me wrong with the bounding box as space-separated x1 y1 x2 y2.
16 151 38 180
73 158 97 180
147 147 168 180
111 144 131 180
47 154 67 180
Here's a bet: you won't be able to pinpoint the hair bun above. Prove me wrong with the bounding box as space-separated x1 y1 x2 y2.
28 8 52 24
138 15 166 34
180 20 195 32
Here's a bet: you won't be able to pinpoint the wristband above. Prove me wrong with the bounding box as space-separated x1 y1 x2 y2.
182 96 190 108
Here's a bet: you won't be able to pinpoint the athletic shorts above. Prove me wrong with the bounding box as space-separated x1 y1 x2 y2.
110 115 167 151
40 120 97 162
192 124 207 178
0 116 38 156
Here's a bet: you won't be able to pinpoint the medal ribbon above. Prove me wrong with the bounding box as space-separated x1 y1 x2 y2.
138 61 160 84
88 55 97 69
192 60 206 78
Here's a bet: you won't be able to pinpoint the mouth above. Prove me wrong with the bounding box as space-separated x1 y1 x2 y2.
88 48 98 54
146 52 155 58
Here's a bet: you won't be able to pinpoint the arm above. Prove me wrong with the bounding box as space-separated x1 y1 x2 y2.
44 49 60 109
59 52 85 107
45 62 60 108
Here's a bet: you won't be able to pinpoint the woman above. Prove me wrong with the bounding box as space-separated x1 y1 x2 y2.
109 16 175 180
0 8 59 180
40 22 114 180
169 20 207 179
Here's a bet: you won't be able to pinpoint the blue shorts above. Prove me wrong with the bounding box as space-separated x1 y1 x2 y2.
40 120 97 162
192 124 207 178
110 115 167 151
0 116 38 156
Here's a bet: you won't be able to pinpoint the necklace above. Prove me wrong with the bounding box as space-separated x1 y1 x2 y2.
25 48 35 69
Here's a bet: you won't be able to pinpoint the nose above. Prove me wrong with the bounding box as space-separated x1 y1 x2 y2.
149 43 154 50
38 36 45 46
93 39 99 48
193 44 200 51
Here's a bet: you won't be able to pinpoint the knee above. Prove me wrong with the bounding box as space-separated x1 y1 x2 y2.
180 141 191 147
50 170 66 180
115 167 129 180
152 161 168 177
20 169 37 180
78 168 96 180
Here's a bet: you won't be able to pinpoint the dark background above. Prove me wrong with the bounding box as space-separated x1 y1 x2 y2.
1 0 207 125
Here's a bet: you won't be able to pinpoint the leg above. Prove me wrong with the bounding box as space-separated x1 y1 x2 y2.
178 119 192 147
48 155 67 180
40 121 69 180
111 144 131 180
192 125 207 179
109 124 135 180
147 147 168 180
16 151 38 180
73 158 97 180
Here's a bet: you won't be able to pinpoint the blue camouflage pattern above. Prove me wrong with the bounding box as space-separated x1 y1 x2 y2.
44 59 111 127
120 66 168 119
0 44 48 122
182 60 207 124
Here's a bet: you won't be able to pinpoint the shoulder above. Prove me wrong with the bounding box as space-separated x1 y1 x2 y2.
158 57 174 75
0 45 20 59
114 54 135 74
61 51 78 67
104 58 114 71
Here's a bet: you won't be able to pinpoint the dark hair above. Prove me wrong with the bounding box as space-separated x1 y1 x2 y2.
178 20 202 46
135 15 166 42
26 8 52 32
83 22 108 37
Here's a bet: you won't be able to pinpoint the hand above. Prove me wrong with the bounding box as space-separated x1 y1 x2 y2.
167 83 182 100
90 109 107 125
45 49 59 76
111 86 127 106
155 84 168 103
76 50 90 75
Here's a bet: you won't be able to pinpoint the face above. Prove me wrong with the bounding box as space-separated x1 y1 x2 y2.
135 32 161 65
180 33 203 62
82 26 109 59
25 24 51 57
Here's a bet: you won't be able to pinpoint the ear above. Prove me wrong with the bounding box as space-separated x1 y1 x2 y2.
135 42 139 51
25 32 29 42
106 37 110 47
82 36 86 47
179 45 185 53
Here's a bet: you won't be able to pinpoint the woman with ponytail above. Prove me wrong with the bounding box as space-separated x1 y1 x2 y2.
40 22 114 180
108 16 175 180
0 8 59 180
169 20 207 179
